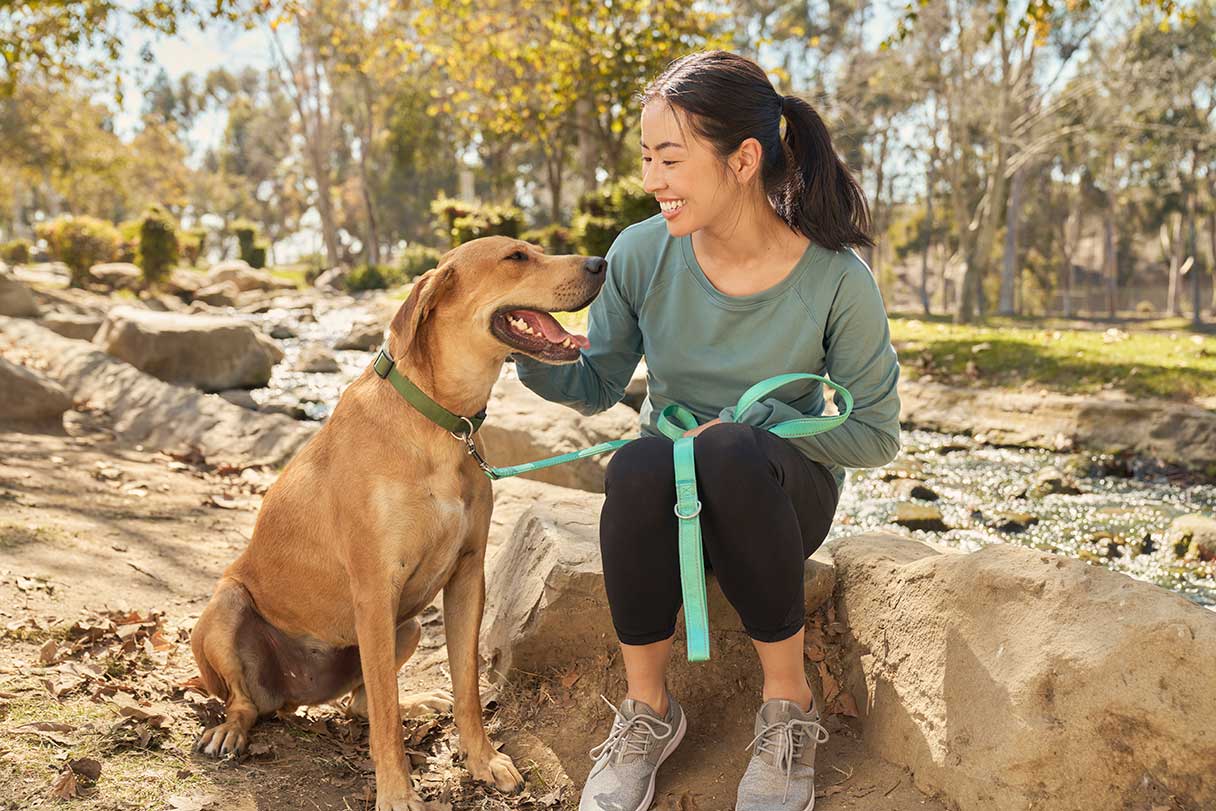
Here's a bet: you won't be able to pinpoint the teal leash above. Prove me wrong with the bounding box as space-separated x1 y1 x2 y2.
373 346 851 661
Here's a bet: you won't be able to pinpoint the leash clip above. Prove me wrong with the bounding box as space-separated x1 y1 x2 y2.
451 424 501 480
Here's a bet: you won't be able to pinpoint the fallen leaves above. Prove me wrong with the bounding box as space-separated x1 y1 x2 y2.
48 757 102 800
804 606 860 719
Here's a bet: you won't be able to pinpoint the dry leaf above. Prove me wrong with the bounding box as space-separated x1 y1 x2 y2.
167 795 217 811
68 757 102 783
559 669 580 689
49 766 78 800
39 639 61 665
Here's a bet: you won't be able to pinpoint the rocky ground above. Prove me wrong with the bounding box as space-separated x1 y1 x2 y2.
0 421 942 811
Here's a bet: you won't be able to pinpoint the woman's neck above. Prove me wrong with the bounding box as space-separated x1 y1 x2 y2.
694 194 800 270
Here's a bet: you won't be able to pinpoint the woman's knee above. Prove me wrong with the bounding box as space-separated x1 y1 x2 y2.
604 436 673 496
691 423 774 485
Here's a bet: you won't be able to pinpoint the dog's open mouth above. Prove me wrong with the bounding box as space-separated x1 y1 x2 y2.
491 308 590 361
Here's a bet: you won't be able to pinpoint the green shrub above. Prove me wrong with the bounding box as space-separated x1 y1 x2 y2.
1 238 31 265
1136 300 1156 316
572 175 657 257
572 213 619 258
136 204 179 288
116 218 141 263
231 219 266 267
399 244 443 280
345 263 404 291
249 242 268 270
431 194 525 247
520 224 576 254
180 227 207 267
35 215 121 288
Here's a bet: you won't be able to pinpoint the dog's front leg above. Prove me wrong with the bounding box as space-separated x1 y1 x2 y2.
442 548 524 793
353 585 428 811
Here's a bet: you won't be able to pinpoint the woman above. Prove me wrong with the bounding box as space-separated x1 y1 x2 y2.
514 50 901 811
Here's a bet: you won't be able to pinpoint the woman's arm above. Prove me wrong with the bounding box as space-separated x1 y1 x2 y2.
719 253 901 469
513 241 644 416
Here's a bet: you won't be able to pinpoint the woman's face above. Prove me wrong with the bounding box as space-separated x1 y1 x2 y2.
640 101 731 238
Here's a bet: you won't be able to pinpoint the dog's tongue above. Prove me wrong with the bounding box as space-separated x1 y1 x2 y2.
516 310 590 349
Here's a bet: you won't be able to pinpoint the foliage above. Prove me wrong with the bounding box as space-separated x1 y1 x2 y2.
345 263 404 291
398 243 444 280
1 238 31 265
431 194 525 247
520 224 576 254
571 175 658 256
34 215 120 288
136 205 179 287
231 218 268 269
179 227 207 267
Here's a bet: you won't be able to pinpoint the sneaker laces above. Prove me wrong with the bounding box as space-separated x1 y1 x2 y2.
744 714 830 804
587 695 673 772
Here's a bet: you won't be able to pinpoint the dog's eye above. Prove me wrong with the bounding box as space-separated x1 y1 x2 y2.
505 251 528 261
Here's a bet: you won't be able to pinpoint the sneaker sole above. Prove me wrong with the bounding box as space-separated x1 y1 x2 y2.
633 708 687 811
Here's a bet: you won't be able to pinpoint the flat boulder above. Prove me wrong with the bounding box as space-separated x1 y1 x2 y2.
192 280 241 307
0 274 39 317
334 319 383 351
206 260 296 293
89 262 142 291
37 312 102 341
0 356 72 424
480 374 639 493
827 532 1216 811
480 487 835 681
93 305 283 391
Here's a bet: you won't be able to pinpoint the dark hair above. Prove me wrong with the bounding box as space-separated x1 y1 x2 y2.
637 50 873 252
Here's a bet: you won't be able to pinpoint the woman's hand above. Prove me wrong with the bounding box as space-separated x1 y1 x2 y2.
682 417 723 438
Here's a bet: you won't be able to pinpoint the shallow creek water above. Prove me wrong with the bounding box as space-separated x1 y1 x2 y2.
241 304 1216 610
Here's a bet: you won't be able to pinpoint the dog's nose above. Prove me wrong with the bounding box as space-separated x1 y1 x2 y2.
583 257 607 275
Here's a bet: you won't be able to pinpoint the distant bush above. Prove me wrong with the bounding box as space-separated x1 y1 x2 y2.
399 244 443 280
116 218 141 263
573 175 657 257
520 224 576 254
1136 300 1156 316
431 194 524 247
231 219 269 268
136 205 179 288
35 215 121 288
345 263 404 291
180 227 207 267
1 238 31 265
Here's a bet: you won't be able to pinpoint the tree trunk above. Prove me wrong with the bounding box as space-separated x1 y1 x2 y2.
1167 211 1183 316
1189 191 1202 325
576 96 598 200
1102 193 1118 319
920 164 935 316
999 163 1026 315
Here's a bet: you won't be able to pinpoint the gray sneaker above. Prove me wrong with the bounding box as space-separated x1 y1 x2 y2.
736 698 830 811
579 692 686 811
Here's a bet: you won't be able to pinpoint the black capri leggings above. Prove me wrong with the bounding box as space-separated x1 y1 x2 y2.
599 421 840 646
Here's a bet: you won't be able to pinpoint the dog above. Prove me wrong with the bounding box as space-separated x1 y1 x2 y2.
190 236 606 810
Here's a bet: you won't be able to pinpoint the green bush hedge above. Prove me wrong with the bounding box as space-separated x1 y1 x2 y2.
572 175 658 257
431 194 525 247
1 238 31 265
136 205 179 288
345 263 405 291
180 227 207 267
399 244 443 280
520 224 576 254
232 219 268 268
35 215 121 288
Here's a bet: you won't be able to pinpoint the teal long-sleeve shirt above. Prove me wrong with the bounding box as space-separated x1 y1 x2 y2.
513 213 902 495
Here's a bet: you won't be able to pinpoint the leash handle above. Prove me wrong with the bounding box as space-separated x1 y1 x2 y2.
733 372 853 438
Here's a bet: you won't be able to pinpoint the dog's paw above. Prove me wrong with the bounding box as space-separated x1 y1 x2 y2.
467 749 524 793
400 688 454 719
373 789 448 811
195 721 248 758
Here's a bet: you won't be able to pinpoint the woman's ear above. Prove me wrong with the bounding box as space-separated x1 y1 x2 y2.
731 137 763 185
389 264 455 356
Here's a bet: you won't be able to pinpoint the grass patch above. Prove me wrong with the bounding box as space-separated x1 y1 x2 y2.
267 265 309 290
890 316 1216 402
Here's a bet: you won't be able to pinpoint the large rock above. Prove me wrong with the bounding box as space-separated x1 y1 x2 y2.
0 317 314 466
480 375 639 493
900 380 1216 474
36 313 102 341
0 274 40 317
93 306 283 391
1167 513 1216 561
88 262 142 291
162 268 206 297
480 489 835 680
334 319 384 351
0 356 72 423
206 260 296 293
827 532 1216 811
192 280 241 307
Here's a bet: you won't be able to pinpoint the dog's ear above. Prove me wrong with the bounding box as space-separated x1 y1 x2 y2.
390 264 455 356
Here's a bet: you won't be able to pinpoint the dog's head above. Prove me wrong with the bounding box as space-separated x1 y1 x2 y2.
388 236 606 365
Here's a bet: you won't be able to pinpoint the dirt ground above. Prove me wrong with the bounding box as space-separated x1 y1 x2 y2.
0 415 946 811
